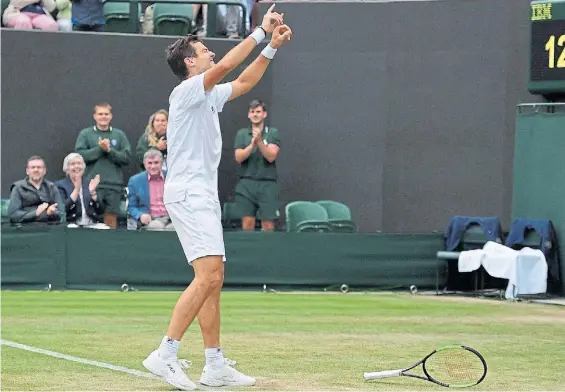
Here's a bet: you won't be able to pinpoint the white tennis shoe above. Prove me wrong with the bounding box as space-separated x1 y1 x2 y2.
143 350 197 391
199 359 256 387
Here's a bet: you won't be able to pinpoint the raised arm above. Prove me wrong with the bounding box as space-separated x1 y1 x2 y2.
203 4 283 92
229 24 293 101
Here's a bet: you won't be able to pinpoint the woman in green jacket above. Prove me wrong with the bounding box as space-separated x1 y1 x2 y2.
136 109 168 170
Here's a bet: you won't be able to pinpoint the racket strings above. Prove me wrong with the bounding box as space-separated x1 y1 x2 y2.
424 348 485 386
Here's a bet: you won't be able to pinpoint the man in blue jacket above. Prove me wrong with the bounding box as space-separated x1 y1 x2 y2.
127 150 173 231
71 0 104 32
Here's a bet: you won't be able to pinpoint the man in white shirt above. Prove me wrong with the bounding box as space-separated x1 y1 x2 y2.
142 5 292 391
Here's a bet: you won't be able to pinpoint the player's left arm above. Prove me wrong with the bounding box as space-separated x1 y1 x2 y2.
229 25 292 101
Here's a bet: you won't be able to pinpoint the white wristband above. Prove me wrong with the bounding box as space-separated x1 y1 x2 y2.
261 44 277 60
250 28 266 45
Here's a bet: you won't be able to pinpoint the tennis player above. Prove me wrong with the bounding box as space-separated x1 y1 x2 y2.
142 5 292 391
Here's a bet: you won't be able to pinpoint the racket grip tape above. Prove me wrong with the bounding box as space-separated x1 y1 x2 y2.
364 369 403 380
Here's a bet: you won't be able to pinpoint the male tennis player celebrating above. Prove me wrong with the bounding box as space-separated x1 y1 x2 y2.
142 5 292 391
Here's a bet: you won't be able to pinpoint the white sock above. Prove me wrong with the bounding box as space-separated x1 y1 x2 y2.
205 347 225 369
158 335 180 360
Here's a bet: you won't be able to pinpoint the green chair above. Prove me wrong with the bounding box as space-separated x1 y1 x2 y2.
222 202 241 230
285 201 332 233
222 202 264 230
153 3 193 36
510 229 542 250
316 200 357 233
461 224 490 251
104 2 141 34
1 198 10 223
460 223 503 293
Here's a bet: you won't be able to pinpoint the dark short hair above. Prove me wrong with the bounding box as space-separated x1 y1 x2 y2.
27 155 45 167
166 35 201 80
249 99 267 112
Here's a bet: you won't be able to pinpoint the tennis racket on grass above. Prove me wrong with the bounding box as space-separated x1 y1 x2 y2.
364 345 487 388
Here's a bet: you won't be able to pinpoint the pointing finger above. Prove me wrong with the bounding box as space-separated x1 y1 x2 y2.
268 3 275 12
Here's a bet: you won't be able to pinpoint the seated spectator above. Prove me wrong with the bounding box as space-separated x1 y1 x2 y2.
192 3 208 37
55 0 71 31
222 0 253 39
8 155 65 225
136 109 168 171
127 150 174 231
71 0 104 32
56 152 109 229
2 0 59 31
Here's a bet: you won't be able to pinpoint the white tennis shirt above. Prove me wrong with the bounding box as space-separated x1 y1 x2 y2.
163 72 233 204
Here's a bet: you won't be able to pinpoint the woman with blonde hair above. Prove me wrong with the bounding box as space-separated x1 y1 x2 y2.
136 109 168 170
56 152 109 229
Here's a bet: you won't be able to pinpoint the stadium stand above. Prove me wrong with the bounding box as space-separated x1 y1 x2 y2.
285 201 332 233
315 200 357 233
103 2 142 34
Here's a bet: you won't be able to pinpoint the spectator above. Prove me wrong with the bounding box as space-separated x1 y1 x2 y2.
222 0 254 38
56 152 109 229
2 0 59 31
136 109 168 171
224 5 242 39
192 3 208 37
75 102 131 229
8 155 65 225
54 0 71 31
70 0 103 32
233 100 281 231
127 150 174 231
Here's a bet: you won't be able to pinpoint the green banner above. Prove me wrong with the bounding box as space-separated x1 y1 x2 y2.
1 227 445 291
513 107 565 293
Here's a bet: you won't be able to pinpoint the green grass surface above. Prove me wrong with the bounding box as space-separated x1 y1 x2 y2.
1 291 564 391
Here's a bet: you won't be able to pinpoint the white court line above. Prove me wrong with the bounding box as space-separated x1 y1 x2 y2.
1 340 159 379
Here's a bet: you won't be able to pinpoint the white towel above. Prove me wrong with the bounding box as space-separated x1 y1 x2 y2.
456 242 547 299
458 249 484 272
481 241 517 279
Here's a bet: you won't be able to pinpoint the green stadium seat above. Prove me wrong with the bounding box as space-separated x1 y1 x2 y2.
222 202 241 230
510 228 542 250
1 198 10 223
153 3 193 36
316 200 357 233
285 201 332 233
104 2 141 34
461 224 489 251
222 202 264 230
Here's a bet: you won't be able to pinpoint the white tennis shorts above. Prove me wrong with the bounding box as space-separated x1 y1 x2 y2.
166 192 226 265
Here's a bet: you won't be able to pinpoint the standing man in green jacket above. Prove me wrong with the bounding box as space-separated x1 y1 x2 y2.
234 99 281 231
75 103 131 228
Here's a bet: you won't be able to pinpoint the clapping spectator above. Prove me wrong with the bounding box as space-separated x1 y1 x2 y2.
2 0 59 31
136 109 168 170
127 150 174 231
75 103 131 229
56 153 109 229
8 155 65 225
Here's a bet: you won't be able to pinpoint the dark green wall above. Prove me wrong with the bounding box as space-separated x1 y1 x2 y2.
1 227 445 291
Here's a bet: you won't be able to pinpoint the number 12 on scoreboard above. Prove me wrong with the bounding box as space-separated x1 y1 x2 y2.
545 34 565 68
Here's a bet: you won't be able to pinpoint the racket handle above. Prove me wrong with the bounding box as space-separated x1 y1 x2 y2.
364 369 402 381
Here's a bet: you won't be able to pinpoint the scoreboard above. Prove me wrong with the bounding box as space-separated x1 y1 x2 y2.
529 0 565 95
